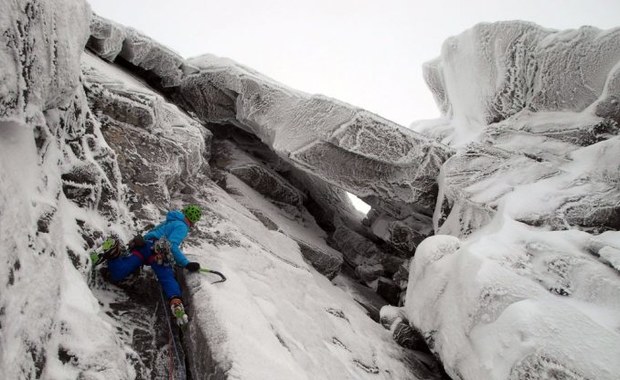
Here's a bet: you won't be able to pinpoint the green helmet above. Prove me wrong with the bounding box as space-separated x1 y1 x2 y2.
183 204 202 224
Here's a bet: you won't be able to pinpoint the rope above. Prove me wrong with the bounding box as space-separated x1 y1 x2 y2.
158 286 184 379
168 332 174 380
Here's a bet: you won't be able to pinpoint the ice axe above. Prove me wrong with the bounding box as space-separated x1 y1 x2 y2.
199 268 227 284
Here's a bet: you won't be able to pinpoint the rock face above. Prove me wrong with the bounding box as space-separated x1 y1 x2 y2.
0 1 137 378
81 52 212 221
86 14 187 88
211 139 344 279
404 21 620 380
2 7 443 379
418 22 620 238
83 12 442 267
87 13 126 62
213 140 306 209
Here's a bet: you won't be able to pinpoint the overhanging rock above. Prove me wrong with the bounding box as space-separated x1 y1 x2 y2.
86 14 188 89
175 54 454 242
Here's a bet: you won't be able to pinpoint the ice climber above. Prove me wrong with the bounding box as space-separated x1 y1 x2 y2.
93 205 203 326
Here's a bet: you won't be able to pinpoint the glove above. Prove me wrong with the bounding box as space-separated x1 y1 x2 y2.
127 235 146 250
185 262 200 272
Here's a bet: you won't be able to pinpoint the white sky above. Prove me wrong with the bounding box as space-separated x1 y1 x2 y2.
87 0 620 126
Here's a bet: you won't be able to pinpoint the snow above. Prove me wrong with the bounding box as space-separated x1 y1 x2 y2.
181 182 429 379
405 222 620 379
347 192 371 215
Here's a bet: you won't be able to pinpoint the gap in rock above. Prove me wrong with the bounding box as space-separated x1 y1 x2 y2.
347 192 371 215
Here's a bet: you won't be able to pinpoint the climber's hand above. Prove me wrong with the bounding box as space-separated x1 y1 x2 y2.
127 235 145 250
185 262 200 272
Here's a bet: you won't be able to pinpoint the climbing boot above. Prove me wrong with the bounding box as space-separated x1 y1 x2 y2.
90 237 122 267
170 298 189 327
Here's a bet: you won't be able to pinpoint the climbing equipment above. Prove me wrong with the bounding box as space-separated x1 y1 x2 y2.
90 237 122 267
182 204 202 224
170 298 189 327
199 268 227 284
153 238 174 265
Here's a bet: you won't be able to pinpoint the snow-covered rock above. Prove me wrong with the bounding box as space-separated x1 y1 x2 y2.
405 227 620 380
423 22 620 142
119 28 185 88
81 52 212 221
86 14 189 88
0 0 90 120
220 166 344 280
180 181 440 380
403 20 620 380
1 1 138 378
213 140 306 209
330 223 407 289
176 54 454 240
418 22 620 238
5 3 619 379
436 135 620 237
87 13 126 62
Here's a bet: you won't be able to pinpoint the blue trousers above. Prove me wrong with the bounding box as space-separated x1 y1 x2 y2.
107 241 182 300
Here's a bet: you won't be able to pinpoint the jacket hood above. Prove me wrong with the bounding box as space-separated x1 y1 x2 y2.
166 210 187 224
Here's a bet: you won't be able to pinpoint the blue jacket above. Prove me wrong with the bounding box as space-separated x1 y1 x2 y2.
144 210 190 267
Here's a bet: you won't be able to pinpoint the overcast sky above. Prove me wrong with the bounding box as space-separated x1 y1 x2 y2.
88 0 620 126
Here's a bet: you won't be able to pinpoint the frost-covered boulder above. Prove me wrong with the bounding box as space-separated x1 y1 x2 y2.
434 143 557 236
330 224 386 282
86 14 188 88
482 111 619 163
423 22 620 140
420 22 620 237
436 136 620 237
365 209 434 256
380 306 429 352
405 20 620 380
405 229 620 380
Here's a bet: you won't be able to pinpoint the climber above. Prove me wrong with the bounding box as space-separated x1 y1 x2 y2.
94 205 203 326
